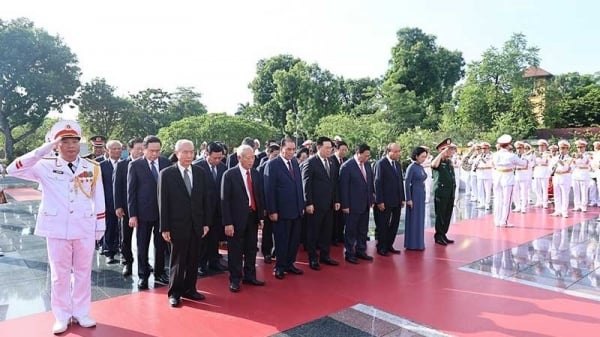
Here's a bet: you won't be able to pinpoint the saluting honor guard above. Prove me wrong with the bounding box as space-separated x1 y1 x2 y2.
550 140 573 218
572 139 591 212
492 135 527 227
6 121 105 334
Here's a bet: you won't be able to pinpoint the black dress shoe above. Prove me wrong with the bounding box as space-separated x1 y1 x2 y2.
309 261 321 271
434 237 447 246
229 282 240 293
242 279 265 286
319 258 339 266
345 256 359 264
169 296 180 307
273 270 285 279
209 263 227 272
122 264 132 277
263 255 272 264
287 266 304 275
443 236 455 244
356 252 374 261
388 247 402 254
182 291 205 300
154 274 169 285
377 249 388 256
197 268 208 277
137 278 148 290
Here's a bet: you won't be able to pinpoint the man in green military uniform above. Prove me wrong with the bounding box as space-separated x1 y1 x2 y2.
432 138 456 246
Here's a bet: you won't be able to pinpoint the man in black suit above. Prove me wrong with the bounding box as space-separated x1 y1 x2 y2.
222 145 266 292
373 143 405 256
301 137 340 270
159 140 210 307
258 143 280 264
99 140 123 264
330 140 348 245
339 143 374 264
227 137 255 169
193 142 227 275
113 138 143 276
127 135 172 290
264 137 305 279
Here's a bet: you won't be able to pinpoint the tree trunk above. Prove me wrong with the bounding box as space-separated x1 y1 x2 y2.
1 126 14 162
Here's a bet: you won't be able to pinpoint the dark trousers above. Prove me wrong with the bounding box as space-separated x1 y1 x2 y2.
227 211 259 283
102 212 119 257
199 212 222 270
272 217 301 272
434 195 454 238
306 208 333 261
168 230 201 297
344 207 369 258
332 209 345 243
261 217 274 257
374 206 401 250
136 220 168 279
120 215 134 265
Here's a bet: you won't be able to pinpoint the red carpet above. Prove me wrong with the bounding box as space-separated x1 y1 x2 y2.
1 208 600 336
2 188 42 201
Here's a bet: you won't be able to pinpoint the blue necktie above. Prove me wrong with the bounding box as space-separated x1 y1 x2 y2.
151 161 158 181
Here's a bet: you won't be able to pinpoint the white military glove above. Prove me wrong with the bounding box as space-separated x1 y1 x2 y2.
95 231 105 241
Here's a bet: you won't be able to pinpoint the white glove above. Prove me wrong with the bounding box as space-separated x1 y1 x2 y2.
95 231 105 241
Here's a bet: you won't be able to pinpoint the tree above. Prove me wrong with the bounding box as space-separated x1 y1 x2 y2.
339 77 381 116
157 114 278 156
166 87 207 121
453 33 540 140
382 27 464 130
78 78 129 139
544 73 600 127
246 54 301 131
0 18 80 160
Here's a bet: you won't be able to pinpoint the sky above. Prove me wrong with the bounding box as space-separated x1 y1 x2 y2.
3 0 600 116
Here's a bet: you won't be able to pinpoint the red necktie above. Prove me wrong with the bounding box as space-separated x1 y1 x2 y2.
246 170 256 211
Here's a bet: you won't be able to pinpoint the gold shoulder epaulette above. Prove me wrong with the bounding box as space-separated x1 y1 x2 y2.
83 157 100 165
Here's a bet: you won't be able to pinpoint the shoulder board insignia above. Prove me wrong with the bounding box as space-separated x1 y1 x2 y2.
83 158 100 165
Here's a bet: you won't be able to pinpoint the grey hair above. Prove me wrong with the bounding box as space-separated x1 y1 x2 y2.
106 140 123 149
174 139 194 151
237 144 254 157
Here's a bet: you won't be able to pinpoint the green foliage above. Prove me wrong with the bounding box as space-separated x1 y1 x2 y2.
396 127 439 166
544 73 600 127
157 114 278 156
11 118 57 157
339 77 381 116
78 77 130 139
0 18 81 160
454 33 540 141
382 27 464 130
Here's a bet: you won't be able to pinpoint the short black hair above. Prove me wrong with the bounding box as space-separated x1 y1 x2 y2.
206 142 224 154
316 136 333 147
142 135 161 148
280 137 296 149
267 144 280 153
355 143 370 154
128 137 143 149
242 137 255 147
410 146 428 161
295 147 309 159
335 140 348 150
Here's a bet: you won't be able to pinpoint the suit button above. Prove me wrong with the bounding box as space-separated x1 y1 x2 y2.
70 210 74 214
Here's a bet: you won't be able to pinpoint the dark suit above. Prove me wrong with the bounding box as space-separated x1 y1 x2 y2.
113 157 134 265
339 158 374 258
221 166 264 283
158 164 210 298
373 157 405 252
127 156 171 279
193 158 226 270
301 155 338 262
258 159 274 258
226 152 238 169
99 159 119 257
330 154 345 244
263 156 304 272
